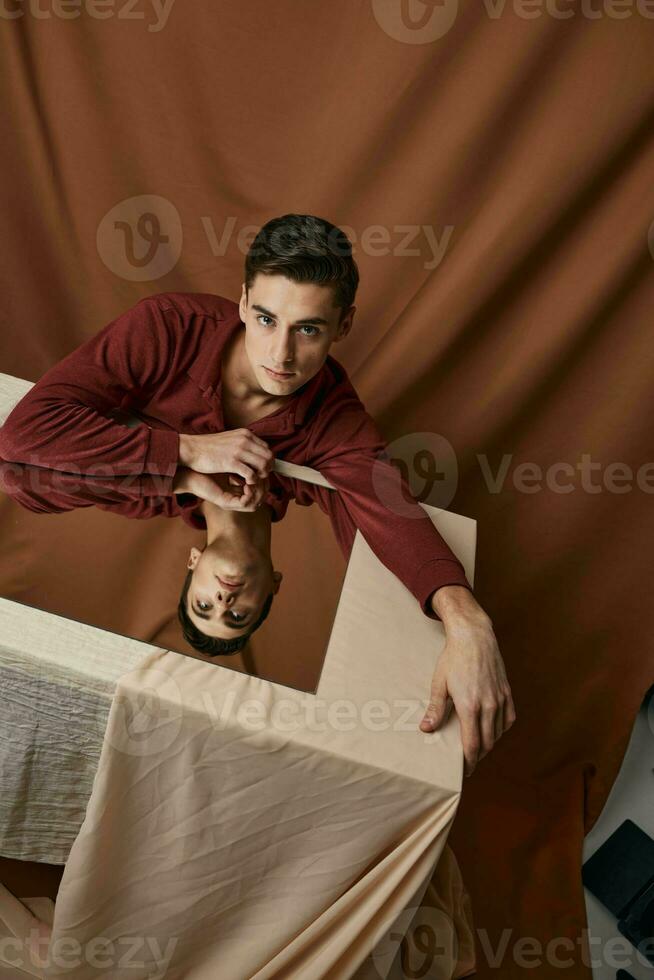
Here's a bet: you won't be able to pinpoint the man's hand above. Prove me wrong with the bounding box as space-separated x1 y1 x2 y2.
420 585 516 778
178 430 273 483
173 467 269 511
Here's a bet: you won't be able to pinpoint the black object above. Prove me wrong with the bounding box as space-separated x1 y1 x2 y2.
583 820 654 967
618 885 654 965
583 820 654 917
616 972 636 979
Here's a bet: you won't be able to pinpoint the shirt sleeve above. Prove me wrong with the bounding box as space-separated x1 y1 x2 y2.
303 388 472 621
0 458 192 520
0 296 180 495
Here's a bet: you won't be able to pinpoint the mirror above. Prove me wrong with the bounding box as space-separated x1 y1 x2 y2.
0 443 348 695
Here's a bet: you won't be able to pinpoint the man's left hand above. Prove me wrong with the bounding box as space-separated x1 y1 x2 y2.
420 586 516 778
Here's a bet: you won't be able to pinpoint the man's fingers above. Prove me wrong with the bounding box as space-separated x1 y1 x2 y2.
214 481 250 509
227 471 267 492
464 695 513 776
237 428 271 453
211 489 235 509
236 484 257 510
458 708 481 778
480 704 498 756
232 461 259 484
224 495 257 513
494 704 505 742
237 432 274 472
495 687 515 739
224 475 267 509
239 447 273 479
419 687 450 732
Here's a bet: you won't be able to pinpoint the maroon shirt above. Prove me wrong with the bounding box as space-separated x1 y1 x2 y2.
0 292 471 619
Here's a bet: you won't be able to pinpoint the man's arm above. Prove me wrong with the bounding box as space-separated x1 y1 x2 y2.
0 296 180 490
0 298 274 499
301 387 516 776
301 392 472 621
0 458 189 519
0 459 271 519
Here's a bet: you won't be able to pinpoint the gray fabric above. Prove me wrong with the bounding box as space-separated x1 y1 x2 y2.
0 585 171 866
0 661 108 864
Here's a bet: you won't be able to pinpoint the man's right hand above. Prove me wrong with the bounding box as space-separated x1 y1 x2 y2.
178 430 273 483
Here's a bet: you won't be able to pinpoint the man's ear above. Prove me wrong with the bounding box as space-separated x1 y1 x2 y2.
187 546 203 571
239 282 248 321
272 570 283 594
334 305 355 343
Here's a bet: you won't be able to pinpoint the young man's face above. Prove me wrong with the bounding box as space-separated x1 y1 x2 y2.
186 544 282 640
238 274 354 395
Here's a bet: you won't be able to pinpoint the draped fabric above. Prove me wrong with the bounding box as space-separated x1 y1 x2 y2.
1 4 653 976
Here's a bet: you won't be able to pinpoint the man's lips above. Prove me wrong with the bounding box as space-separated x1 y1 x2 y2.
216 576 244 588
264 366 295 379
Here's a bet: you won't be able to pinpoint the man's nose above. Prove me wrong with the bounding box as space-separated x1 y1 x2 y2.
271 340 294 366
215 587 237 603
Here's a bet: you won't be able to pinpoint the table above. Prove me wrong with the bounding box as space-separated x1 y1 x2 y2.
0 372 478 979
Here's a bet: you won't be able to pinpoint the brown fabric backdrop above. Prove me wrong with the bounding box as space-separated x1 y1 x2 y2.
2 3 654 976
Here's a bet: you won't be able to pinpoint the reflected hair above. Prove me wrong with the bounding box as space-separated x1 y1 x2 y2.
177 570 274 656
244 213 359 318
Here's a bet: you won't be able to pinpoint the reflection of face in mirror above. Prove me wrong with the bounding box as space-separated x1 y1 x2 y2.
178 498 283 651
0 455 347 693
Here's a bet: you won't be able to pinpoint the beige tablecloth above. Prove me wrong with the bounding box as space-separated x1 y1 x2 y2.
42 515 476 979
1 516 478 980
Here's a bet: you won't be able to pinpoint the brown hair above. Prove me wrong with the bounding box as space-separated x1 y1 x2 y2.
177 570 274 656
244 213 359 318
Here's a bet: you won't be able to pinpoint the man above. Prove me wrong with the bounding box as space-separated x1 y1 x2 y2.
0 213 516 776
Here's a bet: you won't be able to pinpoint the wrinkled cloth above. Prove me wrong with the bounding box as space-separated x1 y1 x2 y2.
27 505 477 979
0 846 476 980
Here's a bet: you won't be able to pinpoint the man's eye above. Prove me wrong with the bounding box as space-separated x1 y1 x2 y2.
229 611 245 622
300 325 319 336
257 314 273 326
198 600 211 611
